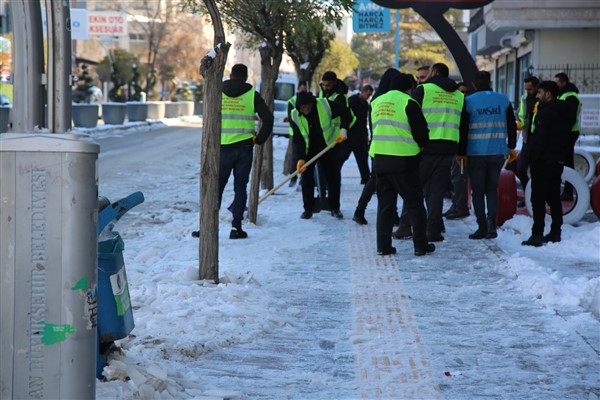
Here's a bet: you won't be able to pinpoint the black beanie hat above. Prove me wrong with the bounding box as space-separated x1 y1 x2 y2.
390 73 414 93
296 92 316 108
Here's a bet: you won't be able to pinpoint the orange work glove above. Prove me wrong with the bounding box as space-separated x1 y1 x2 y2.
335 128 348 143
506 149 518 164
516 121 523 130
296 159 306 174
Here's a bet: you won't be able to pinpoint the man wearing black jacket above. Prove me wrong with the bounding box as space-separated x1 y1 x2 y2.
554 72 581 200
218 64 273 239
395 63 465 242
339 85 374 184
370 73 434 257
522 81 570 246
290 91 351 219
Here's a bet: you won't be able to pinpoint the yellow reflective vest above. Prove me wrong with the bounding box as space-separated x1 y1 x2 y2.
221 89 255 145
369 90 420 157
290 98 336 153
558 91 581 132
420 83 463 142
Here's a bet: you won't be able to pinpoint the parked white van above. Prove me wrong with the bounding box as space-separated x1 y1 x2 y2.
257 73 298 101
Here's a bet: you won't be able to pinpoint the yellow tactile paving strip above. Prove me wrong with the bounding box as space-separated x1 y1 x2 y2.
349 222 441 399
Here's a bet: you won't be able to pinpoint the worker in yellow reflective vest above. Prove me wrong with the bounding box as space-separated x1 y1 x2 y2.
218 63 273 239
516 76 539 191
370 73 435 257
394 63 466 243
290 91 351 220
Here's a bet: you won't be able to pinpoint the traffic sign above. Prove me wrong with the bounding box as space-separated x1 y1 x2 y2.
352 0 391 33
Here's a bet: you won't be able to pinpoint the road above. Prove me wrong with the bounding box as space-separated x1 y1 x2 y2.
95 122 202 203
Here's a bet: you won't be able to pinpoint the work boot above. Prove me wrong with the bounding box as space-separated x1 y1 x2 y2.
377 246 397 256
414 243 435 256
191 230 200 238
352 209 368 225
468 229 488 240
229 227 248 239
300 211 313 219
521 235 544 247
393 227 412 240
486 220 498 239
543 232 561 243
331 210 344 219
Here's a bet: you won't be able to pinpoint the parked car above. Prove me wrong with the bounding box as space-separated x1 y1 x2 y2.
272 99 291 137
255 99 291 137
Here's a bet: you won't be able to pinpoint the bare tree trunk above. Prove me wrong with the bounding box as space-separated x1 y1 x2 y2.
199 0 229 282
247 47 282 223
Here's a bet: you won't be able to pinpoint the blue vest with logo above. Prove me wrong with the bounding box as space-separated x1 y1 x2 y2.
465 91 510 156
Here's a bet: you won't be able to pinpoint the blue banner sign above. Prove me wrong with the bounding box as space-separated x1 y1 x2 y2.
352 0 391 33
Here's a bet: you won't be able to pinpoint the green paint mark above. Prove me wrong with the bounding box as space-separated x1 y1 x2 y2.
71 276 89 291
41 323 77 345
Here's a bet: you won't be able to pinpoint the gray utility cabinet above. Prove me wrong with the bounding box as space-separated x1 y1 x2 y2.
0 133 99 399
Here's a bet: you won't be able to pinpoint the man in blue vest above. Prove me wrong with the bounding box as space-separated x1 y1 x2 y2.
370 73 435 256
554 72 581 201
290 91 351 220
458 70 517 239
215 64 273 239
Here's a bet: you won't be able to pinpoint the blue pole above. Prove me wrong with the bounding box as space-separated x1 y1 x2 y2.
394 10 400 69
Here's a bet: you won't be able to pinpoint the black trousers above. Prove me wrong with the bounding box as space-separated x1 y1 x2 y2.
563 131 580 195
516 143 531 189
338 133 371 184
398 154 453 237
301 146 341 213
376 171 428 252
530 160 564 236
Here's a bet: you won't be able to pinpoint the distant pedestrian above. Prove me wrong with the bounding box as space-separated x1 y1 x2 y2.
458 71 517 240
339 85 374 184
516 76 540 191
415 65 430 85
522 81 571 246
444 81 470 220
284 81 308 187
554 72 581 201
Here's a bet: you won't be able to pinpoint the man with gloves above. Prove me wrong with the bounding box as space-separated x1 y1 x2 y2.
290 91 351 220
458 70 517 240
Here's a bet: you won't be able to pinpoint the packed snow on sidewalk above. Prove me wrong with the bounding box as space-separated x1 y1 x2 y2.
95 133 599 399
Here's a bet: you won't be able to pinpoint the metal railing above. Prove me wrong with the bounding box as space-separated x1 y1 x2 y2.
534 64 600 94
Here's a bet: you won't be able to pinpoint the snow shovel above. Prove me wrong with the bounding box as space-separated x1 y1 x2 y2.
313 162 330 213
259 141 337 204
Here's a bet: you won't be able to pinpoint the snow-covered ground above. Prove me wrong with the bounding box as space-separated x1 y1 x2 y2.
89 120 599 399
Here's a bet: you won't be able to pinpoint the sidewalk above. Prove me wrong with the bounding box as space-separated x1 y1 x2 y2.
95 129 599 399
167 174 598 399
